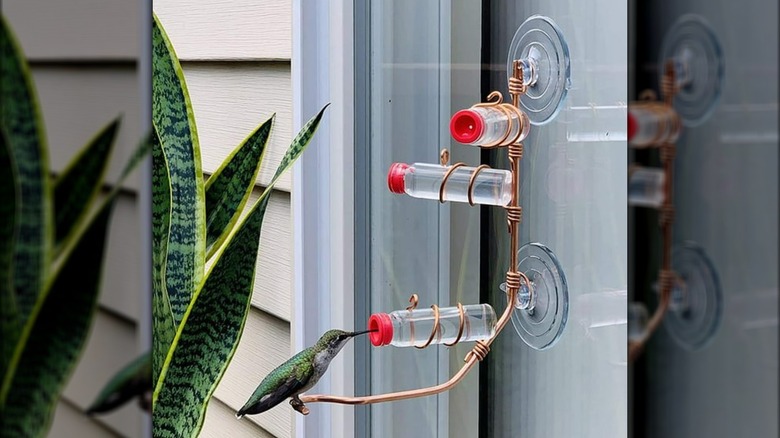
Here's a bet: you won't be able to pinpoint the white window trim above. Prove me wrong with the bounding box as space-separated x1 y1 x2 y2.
292 1 356 438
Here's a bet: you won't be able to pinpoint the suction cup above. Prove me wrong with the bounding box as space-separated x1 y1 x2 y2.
501 242 569 350
657 242 722 350
506 15 571 125
659 14 724 126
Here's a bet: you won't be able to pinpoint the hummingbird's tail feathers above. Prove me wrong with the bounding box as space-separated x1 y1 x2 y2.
236 391 288 417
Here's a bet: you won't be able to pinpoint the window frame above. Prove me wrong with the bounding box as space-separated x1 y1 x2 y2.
292 1 357 437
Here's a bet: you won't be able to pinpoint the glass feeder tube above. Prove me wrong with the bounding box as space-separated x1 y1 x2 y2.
628 105 681 148
368 304 497 348
387 162 514 206
628 166 666 208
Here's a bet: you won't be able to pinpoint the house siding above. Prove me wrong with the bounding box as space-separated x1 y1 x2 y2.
156 3 295 437
4 1 146 436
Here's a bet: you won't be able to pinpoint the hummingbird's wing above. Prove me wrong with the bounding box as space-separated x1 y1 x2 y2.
236 360 312 418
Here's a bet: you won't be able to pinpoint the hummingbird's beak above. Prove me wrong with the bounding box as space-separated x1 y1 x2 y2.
348 329 376 337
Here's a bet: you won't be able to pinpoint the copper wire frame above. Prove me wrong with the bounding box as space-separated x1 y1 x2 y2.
295 59 531 414
628 60 680 362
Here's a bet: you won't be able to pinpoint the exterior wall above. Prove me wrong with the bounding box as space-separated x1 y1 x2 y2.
155 2 294 437
3 1 146 437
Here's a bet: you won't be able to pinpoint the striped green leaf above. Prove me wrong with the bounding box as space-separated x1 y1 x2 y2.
152 195 270 438
0 200 115 437
0 15 51 327
53 118 119 251
205 115 274 259
153 13 206 327
260 104 329 199
152 126 175 387
1 129 20 377
87 351 151 415
152 106 327 437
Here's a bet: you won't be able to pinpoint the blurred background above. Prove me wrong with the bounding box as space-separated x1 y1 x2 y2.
2 1 151 436
629 0 778 437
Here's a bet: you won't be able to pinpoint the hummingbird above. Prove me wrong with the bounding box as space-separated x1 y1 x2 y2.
236 328 374 418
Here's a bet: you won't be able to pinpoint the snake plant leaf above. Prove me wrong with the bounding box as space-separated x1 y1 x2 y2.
0 15 52 327
204 115 274 259
1 129 20 376
0 200 115 437
87 351 151 415
152 195 270 438
152 127 175 386
53 118 119 251
261 104 330 199
152 106 327 437
153 13 206 327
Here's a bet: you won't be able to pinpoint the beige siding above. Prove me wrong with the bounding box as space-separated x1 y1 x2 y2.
62 312 141 436
31 66 142 192
2 0 138 60
203 399 276 438
4 1 146 437
156 1 295 437
154 1 291 61
183 62 293 192
100 194 143 321
50 401 122 438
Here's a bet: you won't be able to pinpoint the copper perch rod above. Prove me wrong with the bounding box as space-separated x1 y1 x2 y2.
298 60 529 413
629 60 678 362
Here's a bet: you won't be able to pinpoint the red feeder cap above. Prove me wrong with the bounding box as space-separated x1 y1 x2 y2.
387 163 409 194
627 111 638 141
450 109 485 144
368 313 393 346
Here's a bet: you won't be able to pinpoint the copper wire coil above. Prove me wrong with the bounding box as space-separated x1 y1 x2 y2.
467 165 491 206
508 142 523 159
472 90 528 148
508 76 526 96
508 60 527 96
444 303 468 347
660 142 676 162
505 271 522 290
659 203 675 225
505 206 522 232
438 162 504 206
658 269 675 296
406 294 471 349
414 305 442 349
465 341 490 362
504 270 532 309
661 60 678 105
438 162 466 203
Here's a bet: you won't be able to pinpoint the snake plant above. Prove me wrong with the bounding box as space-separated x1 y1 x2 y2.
0 15 150 437
142 14 327 437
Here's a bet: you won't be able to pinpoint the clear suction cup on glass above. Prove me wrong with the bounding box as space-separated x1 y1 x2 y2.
659 14 724 126
506 15 571 125
654 242 723 350
500 242 568 350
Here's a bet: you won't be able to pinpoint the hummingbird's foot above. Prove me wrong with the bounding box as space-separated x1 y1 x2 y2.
290 397 310 415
